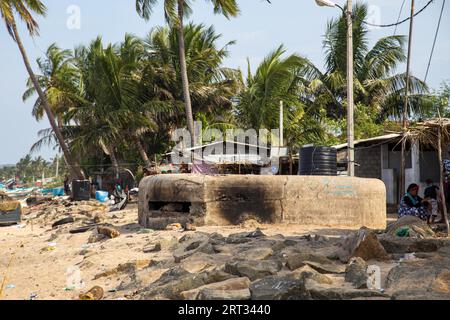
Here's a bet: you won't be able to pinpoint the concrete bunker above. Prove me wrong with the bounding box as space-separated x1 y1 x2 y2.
138 174 387 230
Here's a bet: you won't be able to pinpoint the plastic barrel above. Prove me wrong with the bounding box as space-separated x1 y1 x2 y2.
72 180 91 201
299 146 337 176
96 191 109 203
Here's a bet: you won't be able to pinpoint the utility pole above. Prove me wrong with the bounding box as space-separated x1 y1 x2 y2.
400 0 415 198
346 0 355 177
55 156 59 178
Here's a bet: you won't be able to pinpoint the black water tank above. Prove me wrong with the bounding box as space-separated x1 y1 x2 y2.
299 146 337 176
72 180 91 201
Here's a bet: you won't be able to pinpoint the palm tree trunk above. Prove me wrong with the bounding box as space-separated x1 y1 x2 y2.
134 136 151 167
177 0 195 147
108 145 120 180
11 20 85 181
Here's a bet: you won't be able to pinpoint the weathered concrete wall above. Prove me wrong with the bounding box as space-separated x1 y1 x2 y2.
138 174 386 230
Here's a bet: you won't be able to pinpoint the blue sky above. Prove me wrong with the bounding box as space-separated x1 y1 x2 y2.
0 0 449 164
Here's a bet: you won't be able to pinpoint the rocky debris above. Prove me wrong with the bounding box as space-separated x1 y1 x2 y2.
143 242 162 253
289 265 334 285
181 277 251 300
303 279 388 300
250 276 304 300
225 260 283 281
345 257 368 289
385 255 450 299
184 223 196 232
285 252 335 271
79 286 104 300
303 261 346 274
378 235 449 254
331 227 390 263
234 247 274 261
97 226 121 239
198 288 251 300
135 267 211 300
179 252 227 273
173 237 215 263
88 233 107 244
226 229 266 244
94 260 151 280
385 216 435 238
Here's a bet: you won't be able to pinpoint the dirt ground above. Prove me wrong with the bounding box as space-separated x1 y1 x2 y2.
0 205 399 300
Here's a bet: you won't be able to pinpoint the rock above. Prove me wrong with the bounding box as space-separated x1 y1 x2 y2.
225 260 282 281
226 229 266 244
198 288 251 300
179 252 228 273
250 276 305 300
303 261 346 274
203 270 237 284
97 226 120 239
79 286 104 300
234 247 273 261
345 257 368 289
332 227 390 263
143 243 161 253
304 279 388 300
386 258 450 299
94 260 151 280
286 253 334 271
181 277 251 300
289 265 334 285
209 233 226 245
136 267 209 300
166 223 183 231
379 235 442 254
385 216 435 238
173 238 215 263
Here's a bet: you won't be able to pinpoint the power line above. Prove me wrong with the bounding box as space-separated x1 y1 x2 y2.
425 0 446 82
362 0 434 28
393 0 407 35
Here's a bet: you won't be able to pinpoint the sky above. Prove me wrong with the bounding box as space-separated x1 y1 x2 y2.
0 0 449 165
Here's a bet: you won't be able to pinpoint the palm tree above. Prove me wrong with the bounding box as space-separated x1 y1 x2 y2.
236 45 325 148
135 0 240 146
299 3 428 121
0 0 85 179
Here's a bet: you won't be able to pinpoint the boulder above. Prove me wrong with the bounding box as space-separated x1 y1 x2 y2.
173 238 215 263
143 242 161 253
225 260 283 281
286 253 334 271
332 227 390 263
379 235 442 254
303 261 346 274
180 252 229 273
137 267 208 300
198 288 251 300
250 276 305 300
226 229 266 244
304 279 389 300
234 247 274 261
181 277 251 300
289 265 334 285
345 257 368 289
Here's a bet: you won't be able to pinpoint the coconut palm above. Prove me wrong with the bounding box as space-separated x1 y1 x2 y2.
135 0 240 146
236 45 325 148
143 23 241 125
22 43 82 132
0 0 85 179
300 3 428 121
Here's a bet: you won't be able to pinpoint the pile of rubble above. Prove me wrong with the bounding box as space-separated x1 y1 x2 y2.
74 215 450 301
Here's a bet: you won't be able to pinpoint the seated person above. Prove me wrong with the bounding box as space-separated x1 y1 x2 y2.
398 183 430 221
424 178 440 224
